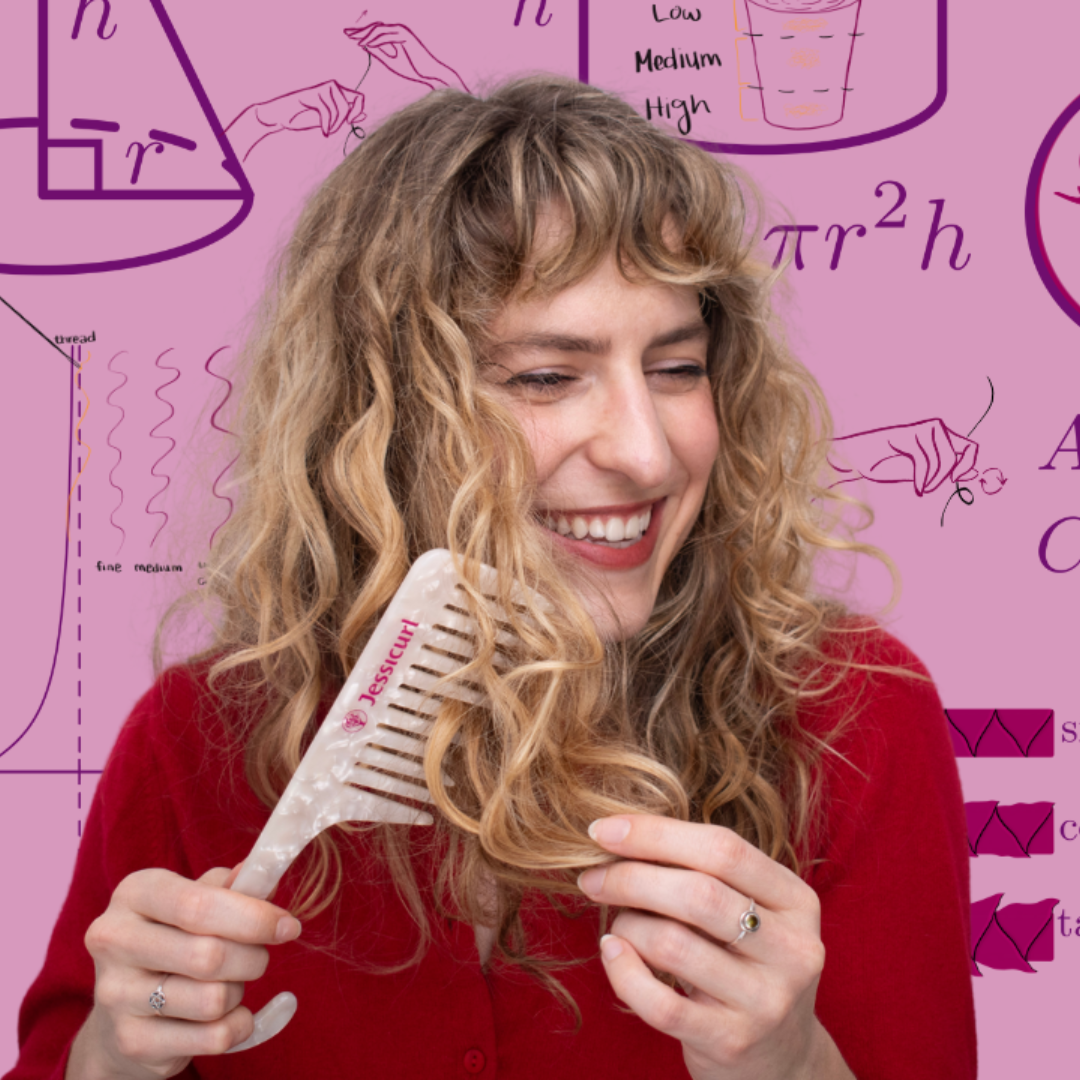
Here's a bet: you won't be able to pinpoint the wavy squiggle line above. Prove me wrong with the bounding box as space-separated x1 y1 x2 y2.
65 349 93 537
105 350 129 554
145 348 181 547
205 346 239 550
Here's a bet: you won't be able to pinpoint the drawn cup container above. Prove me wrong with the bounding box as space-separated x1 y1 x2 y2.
743 0 862 130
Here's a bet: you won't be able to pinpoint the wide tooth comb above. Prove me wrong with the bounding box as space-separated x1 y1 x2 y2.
226 550 533 1052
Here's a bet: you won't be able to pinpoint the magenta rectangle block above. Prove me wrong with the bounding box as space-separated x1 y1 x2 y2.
970 895 1059 975
946 709 1054 758
965 802 1054 857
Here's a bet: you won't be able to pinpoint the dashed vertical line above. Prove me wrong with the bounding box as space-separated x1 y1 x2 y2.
76 346 83 840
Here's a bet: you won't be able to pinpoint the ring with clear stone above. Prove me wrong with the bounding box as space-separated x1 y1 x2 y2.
149 973 170 1016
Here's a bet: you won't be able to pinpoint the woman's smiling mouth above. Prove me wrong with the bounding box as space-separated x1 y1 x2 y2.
536 501 664 568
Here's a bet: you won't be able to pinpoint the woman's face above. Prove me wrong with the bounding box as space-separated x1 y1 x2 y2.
484 251 720 639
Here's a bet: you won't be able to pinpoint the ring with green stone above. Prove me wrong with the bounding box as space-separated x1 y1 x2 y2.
733 900 761 944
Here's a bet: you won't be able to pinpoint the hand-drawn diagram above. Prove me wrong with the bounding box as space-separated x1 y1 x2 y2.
966 802 1054 858
225 21 469 162
345 21 470 93
740 0 862 131
1027 92 1080 329
581 0 946 154
946 710 1055 759
0 345 74 759
226 82 367 163
830 419 980 495
829 419 1005 514
970 895 1058 975
0 0 252 274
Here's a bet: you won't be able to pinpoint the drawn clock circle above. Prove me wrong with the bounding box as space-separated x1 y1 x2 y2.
1026 93 1080 329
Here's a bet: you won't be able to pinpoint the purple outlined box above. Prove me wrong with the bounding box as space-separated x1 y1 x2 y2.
579 0 947 155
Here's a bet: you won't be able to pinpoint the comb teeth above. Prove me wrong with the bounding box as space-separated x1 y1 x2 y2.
230 551 536 907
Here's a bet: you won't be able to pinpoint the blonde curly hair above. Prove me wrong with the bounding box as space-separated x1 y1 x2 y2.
177 75 890 999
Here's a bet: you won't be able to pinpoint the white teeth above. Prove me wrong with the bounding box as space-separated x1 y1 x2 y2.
540 506 655 547
604 518 625 542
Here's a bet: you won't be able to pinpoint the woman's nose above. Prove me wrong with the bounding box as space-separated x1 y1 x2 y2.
585 371 671 489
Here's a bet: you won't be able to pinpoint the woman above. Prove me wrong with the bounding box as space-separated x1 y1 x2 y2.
7 77 975 1080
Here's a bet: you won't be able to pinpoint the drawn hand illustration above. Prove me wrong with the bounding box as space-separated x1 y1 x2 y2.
226 82 367 162
966 801 1054 858
344 22 470 93
970 895 1058 975
829 419 982 496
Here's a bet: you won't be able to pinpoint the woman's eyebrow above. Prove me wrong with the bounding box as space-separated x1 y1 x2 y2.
489 332 609 358
488 320 709 361
647 320 710 350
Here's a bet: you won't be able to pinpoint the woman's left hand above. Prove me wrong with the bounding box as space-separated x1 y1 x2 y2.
578 815 854 1080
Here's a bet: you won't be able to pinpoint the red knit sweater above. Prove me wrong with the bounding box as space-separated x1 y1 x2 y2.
5 630 976 1079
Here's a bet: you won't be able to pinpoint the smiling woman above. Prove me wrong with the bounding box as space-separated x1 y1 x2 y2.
483 240 719 636
7 77 975 1080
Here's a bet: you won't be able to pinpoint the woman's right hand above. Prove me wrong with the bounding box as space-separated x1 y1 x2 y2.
67 865 301 1080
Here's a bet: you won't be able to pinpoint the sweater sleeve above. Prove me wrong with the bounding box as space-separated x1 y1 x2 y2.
806 631 977 1080
3 674 208 1080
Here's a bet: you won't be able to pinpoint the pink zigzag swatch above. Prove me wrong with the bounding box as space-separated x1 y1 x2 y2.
970 895 1058 975
105 351 128 554
146 348 181 547
965 801 1054 857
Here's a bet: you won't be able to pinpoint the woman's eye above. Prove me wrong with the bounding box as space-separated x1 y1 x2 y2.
652 363 708 382
503 371 577 394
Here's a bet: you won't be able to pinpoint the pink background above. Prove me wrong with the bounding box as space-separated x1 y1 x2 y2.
2 2 1078 1075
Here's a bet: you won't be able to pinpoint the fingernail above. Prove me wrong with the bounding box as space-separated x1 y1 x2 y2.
600 934 624 961
577 867 607 895
588 817 631 845
275 916 301 943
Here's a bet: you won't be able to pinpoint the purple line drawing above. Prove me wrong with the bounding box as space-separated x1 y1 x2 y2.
577 0 948 156
829 419 1006 498
966 802 1055 858
145 348 180 547
946 709 1054 759
226 82 368 164
148 128 196 151
343 21 470 94
105 351 128 555
0 350 73 760
970 895 1058 975
0 0 253 275
205 346 239 550
741 0 862 131
70 118 120 133
1026 93 1080 330
224 20 469 165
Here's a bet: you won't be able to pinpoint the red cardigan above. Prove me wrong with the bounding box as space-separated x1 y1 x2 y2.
5 631 976 1080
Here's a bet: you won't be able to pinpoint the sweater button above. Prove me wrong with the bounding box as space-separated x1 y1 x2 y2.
463 1048 486 1074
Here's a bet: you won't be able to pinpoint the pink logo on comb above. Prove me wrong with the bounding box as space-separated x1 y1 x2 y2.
343 710 368 732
